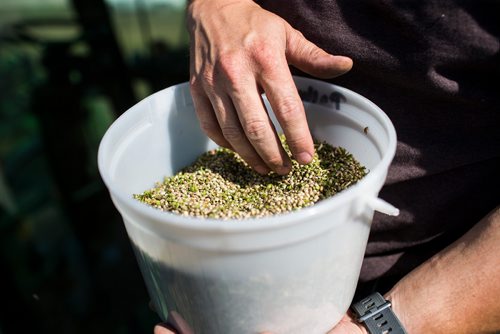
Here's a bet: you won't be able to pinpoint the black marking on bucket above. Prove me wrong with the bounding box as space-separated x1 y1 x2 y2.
298 85 346 110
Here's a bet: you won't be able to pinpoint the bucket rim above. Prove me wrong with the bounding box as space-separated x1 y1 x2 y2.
97 77 397 233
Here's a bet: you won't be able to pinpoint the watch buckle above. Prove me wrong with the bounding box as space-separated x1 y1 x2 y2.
357 300 392 323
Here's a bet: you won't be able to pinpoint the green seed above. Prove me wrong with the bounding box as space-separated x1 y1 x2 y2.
134 135 367 219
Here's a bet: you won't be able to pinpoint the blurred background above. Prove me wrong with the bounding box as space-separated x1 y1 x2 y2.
0 0 189 332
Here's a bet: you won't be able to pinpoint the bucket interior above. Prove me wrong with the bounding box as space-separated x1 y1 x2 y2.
99 79 393 202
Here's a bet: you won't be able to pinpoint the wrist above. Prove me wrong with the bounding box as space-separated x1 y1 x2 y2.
384 289 409 333
351 292 408 334
383 255 453 334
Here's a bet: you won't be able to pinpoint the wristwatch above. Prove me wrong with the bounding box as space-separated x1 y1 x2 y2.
351 292 408 334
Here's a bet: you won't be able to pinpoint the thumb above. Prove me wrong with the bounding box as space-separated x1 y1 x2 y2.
327 313 368 334
285 25 353 78
154 324 176 334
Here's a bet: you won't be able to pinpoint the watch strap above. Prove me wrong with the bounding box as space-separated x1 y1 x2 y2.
351 292 407 334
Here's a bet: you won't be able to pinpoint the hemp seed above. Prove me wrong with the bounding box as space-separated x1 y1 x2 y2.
134 135 367 219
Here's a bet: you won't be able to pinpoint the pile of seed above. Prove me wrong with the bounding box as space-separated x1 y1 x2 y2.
134 136 367 219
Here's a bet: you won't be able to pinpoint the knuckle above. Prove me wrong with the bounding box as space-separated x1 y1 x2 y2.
244 119 268 142
251 44 280 71
288 27 306 45
285 135 310 150
293 29 305 39
308 46 325 60
189 76 204 95
200 68 216 89
277 96 302 121
216 53 243 87
250 39 270 57
189 66 216 94
221 124 244 142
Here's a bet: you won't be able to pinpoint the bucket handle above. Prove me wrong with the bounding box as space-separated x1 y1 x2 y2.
366 197 399 216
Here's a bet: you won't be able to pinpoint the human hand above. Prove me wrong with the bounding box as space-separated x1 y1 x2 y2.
260 313 368 334
153 311 193 334
153 312 368 334
325 313 368 334
154 324 176 334
187 0 352 175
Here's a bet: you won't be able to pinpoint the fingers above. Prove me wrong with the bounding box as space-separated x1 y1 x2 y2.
154 311 195 334
191 54 291 174
208 87 272 174
192 64 309 173
258 59 314 165
326 313 368 334
228 80 292 174
190 78 232 149
188 1 348 174
154 324 176 334
285 25 353 78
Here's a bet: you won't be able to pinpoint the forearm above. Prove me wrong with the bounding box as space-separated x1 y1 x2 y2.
387 206 500 334
187 0 253 10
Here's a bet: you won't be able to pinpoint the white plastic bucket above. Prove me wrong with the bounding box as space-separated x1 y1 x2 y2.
98 76 398 334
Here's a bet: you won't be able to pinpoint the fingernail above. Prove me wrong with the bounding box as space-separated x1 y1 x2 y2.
296 152 312 164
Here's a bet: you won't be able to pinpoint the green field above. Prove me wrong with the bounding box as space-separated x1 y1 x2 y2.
0 3 189 56
0 3 191 334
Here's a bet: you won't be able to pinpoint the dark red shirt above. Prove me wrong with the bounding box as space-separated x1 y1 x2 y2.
256 0 500 291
